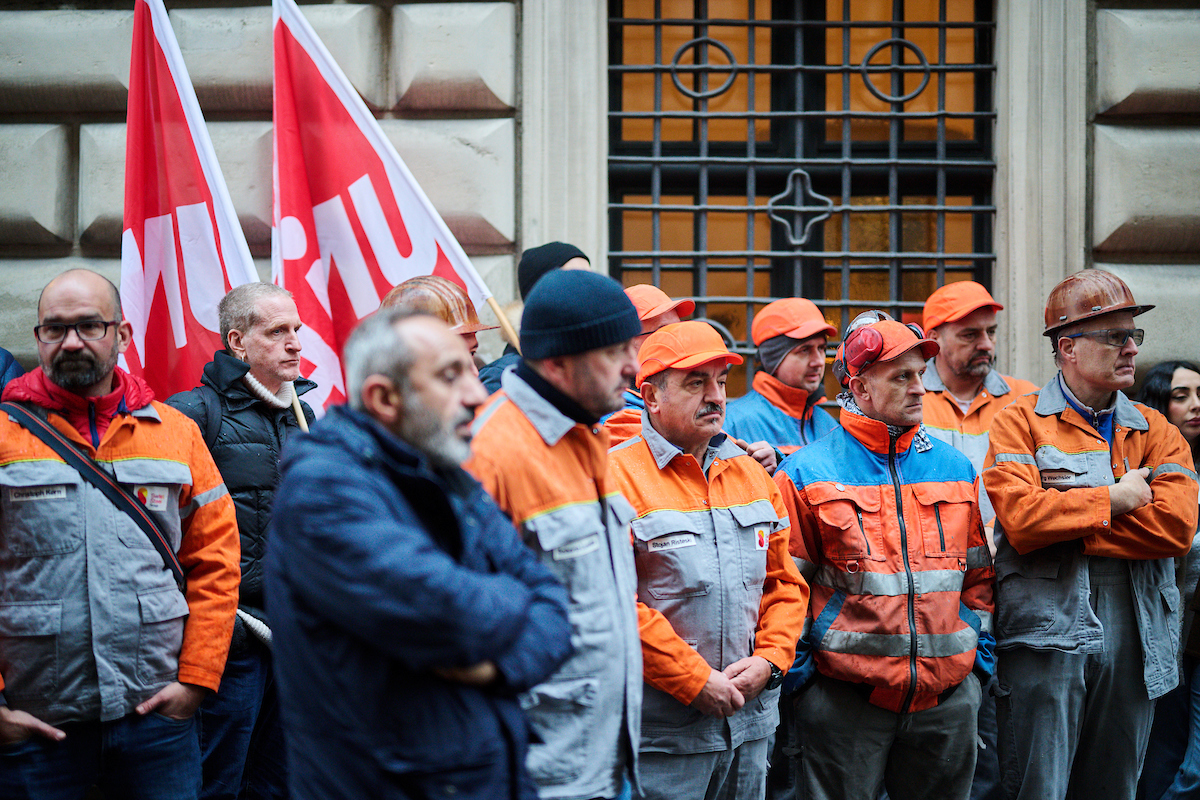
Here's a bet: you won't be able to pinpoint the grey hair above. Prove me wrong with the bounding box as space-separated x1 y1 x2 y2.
218 283 293 347
343 307 429 410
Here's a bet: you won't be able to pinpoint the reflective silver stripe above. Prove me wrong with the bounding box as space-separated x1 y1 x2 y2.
1151 463 1200 483
974 609 994 634
793 556 817 582
820 625 980 658
470 395 509 436
182 482 229 517
966 545 992 571
994 453 1037 465
815 566 964 597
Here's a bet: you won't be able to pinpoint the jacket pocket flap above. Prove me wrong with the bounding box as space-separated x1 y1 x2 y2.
0 602 61 636
520 675 598 710
631 509 706 542
0 461 81 488
728 499 780 528
806 482 882 512
112 459 193 487
1033 448 1090 473
608 494 637 528
138 589 190 624
525 506 605 553
994 554 1061 581
909 481 975 506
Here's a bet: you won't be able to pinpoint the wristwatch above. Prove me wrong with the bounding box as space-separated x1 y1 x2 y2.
765 662 784 690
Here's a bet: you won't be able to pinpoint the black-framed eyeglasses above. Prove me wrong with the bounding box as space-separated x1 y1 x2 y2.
34 320 120 344
1060 328 1144 348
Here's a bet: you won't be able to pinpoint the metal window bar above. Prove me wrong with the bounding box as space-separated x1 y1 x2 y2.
608 0 996 375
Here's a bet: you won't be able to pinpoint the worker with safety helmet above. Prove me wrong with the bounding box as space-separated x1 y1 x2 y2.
381 275 498 374
983 269 1199 800
774 311 995 800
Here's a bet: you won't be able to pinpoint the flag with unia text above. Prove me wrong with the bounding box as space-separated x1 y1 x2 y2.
121 0 258 400
273 0 492 412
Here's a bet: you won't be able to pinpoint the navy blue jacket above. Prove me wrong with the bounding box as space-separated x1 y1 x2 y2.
265 405 572 800
0 348 23 390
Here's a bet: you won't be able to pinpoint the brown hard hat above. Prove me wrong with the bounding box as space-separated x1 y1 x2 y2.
1043 269 1154 338
380 276 498 334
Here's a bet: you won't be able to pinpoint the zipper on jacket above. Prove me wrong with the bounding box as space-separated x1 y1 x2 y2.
88 403 99 449
889 438 919 714
855 507 871 555
934 504 946 552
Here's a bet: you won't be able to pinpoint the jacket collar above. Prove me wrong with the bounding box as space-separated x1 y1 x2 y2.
838 403 921 455
1034 372 1148 432
751 371 819 419
500 367 579 447
638 409 741 471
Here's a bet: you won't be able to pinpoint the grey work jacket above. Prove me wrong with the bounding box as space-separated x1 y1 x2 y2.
0 404 191 724
475 370 643 800
625 422 784 754
991 377 1184 699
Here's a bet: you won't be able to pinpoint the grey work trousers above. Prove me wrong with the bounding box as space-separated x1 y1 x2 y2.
792 671 981 800
634 736 769 800
994 557 1157 800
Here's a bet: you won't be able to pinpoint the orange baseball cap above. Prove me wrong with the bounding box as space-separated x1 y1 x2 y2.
922 281 1003 332
637 320 743 385
836 317 940 386
750 298 837 346
625 284 695 322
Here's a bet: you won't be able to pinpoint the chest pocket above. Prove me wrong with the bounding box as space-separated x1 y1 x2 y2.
807 483 884 562
111 460 192 551
631 509 712 600
728 500 779 591
0 462 85 557
1035 448 1103 490
910 482 974 559
524 504 613 633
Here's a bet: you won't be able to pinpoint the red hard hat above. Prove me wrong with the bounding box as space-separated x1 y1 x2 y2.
1043 269 1153 337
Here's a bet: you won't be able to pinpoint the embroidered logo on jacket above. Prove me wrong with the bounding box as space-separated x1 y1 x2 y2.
134 485 170 512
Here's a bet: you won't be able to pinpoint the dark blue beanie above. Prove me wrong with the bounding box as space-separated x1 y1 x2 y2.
520 270 641 360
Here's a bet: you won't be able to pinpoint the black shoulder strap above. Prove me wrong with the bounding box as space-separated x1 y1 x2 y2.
197 384 222 450
0 402 186 591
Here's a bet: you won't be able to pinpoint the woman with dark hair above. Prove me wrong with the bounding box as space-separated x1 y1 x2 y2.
1138 360 1200 800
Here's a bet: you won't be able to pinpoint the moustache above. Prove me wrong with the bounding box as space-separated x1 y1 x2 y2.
697 403 723 419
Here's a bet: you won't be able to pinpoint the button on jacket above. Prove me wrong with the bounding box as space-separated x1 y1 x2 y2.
0 371 240 725
608 413 807 754
775 408 995 713
921 362 1037 525
466 369 642 800
724 372 838 456
984 375 1198 698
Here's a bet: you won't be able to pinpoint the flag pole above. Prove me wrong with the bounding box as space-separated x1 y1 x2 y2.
487 296 521 355
291 391 309 433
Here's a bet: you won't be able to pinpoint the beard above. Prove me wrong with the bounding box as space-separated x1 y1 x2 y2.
44 346 117 392
400 396 473 468
953 352 994 380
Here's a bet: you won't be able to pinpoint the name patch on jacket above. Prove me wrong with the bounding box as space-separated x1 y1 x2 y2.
134 485 170 512
1039 469 1077 488
755 529 770 550
8 485 66 502
553 534 601 560
648 533 697 552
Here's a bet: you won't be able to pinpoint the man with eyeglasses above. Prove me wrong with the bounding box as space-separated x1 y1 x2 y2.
0 269 240 800
984 269 1199 800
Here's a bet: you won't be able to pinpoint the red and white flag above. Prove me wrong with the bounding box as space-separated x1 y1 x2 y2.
273 0 492 411
121 0 258 400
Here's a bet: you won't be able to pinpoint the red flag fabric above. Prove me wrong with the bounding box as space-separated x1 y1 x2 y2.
273 0 492 412
121 0 258 400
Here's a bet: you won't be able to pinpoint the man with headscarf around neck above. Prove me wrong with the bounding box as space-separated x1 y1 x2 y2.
0 269 240 799
167 282 318 800
773 311 995 800
467 269 644 800
983 270 1198 800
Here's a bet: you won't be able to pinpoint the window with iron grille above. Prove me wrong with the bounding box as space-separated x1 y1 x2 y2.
608 0 996 396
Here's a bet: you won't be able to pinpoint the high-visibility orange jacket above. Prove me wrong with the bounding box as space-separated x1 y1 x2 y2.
465 369 642 800
608 413 807 753
983 374 1198 696
922 362 1037 525
775 407 994 713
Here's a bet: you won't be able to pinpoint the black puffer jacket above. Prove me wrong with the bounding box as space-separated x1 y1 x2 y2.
168 350 316 617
